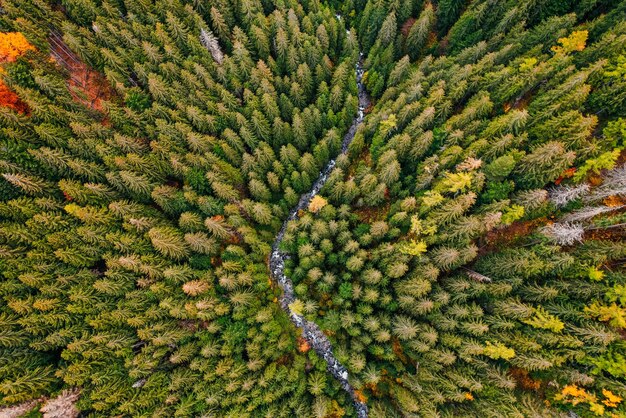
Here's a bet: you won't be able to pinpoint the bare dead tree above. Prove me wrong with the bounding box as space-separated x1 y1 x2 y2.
0 400 40 418
548 184 590 207
40 389 80 418
586 164 626 202
563 205 625 222
541 223 585 246
200 28 224 64
463 267 493 283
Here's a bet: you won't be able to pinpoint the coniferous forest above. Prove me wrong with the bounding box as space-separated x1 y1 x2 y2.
0 0 625 417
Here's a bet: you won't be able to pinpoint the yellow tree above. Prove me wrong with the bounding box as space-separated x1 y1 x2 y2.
0 32 35 62
308 195 327 213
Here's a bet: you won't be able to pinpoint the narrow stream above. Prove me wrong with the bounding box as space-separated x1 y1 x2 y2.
269 52 370 417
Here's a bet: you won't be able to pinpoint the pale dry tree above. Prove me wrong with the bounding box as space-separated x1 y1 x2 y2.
370 220 389 237
514 188 548 211
0 400 40 418
483 211 503 231
456 157 483 172
431 246 460 270
586 164 626 202
40 389 80 418
601 163 626 186
204 216 232 240
184 232 219 254
562 205 625 222
200 28 224 64
312 396 330 418
548 184 590 207
590 183 626 202
540 222 584 246
182 279 211 296
392 315 420 340
132 378 146 388
463 268 493 283
1 173 47 195
229 288 256 307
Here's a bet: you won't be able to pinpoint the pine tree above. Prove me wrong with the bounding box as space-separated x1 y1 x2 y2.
148 226 190 260
514 142 576 189
405 4 435 60
2 173 48 195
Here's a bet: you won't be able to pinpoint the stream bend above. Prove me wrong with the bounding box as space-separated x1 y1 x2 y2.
269 54 370 418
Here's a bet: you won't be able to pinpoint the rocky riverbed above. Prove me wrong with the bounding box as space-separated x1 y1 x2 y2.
269 53 370 418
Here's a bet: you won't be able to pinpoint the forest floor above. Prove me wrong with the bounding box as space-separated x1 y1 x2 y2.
48 31 114 112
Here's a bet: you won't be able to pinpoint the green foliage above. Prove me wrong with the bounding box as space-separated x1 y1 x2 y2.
4 57 36 88
1 0 625 417
483 341 516 360
501 204 525 225
484 155 516 181
339 282 353 299
378 114 397 137
604 118 626 147
481 180 514 203
589 56 626 116
573 149 621 182
0 0 364 414
588 342 626 379
124 88 151 112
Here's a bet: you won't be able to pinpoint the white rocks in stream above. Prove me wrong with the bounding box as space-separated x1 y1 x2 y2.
269 56 369 418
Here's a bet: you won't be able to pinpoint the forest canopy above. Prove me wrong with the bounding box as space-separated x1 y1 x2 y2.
0 0 625 417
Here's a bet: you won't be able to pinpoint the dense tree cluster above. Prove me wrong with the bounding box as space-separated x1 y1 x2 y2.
0 0 362 416
0 0 625 417
281 0 626 416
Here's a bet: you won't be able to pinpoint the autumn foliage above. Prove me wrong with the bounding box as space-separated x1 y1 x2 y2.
555 385 623 416
354 389 368 403
0 80 28 113
509 368 541 391
551 30 588 54
0 32 34 113
0 32 35 62
0 0 625 416
308 195 328 213
296 336 311 353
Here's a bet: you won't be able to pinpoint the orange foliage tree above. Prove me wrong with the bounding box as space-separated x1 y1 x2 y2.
0 81 28 113
0 32 34 113
0 32 35 62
